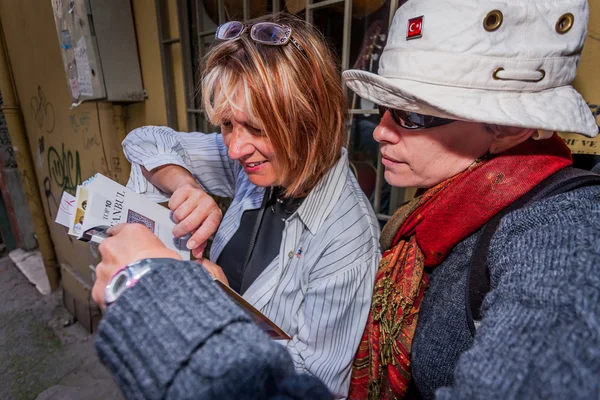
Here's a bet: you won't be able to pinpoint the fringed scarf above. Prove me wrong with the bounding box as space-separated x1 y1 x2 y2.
349 134 573 399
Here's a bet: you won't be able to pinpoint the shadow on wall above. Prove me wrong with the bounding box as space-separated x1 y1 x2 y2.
0 91 38 251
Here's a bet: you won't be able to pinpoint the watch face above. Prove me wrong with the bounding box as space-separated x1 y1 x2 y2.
105 269 130 305
112 273 128 295
104 258 169 306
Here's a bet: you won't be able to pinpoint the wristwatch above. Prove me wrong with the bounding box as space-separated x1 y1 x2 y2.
104 258 172 306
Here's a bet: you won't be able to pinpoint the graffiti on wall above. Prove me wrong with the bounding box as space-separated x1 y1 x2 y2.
47 143 82 195
110 150 122 175
30 85 55 134
69 111 102 150
42 143 82 243
43 176 73 243
0 126 17 168
0 93 17 168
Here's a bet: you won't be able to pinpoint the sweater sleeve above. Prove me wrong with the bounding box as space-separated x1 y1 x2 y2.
122 126 239 202
95 260 332 400
436 188 600 399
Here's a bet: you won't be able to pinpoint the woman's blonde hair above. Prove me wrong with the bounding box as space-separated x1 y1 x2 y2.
201 13 347 197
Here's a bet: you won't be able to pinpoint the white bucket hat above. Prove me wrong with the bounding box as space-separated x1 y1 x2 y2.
343 0 598 137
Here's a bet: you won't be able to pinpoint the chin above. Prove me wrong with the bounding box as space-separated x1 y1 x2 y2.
384 170 424 188
248 175 278 188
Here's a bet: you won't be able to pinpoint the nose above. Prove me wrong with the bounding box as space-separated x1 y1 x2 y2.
227 126 254 160
373 111 401 145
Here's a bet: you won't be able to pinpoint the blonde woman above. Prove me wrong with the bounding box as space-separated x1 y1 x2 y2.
121 14 380 397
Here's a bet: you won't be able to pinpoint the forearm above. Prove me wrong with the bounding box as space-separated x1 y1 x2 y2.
123 126 237 198
95 261 332 400
141 164 200 195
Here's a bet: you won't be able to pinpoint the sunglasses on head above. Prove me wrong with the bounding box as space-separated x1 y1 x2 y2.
215 21 305 54
378 105 456 130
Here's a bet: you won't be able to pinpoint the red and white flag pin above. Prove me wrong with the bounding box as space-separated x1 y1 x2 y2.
407 16 424 40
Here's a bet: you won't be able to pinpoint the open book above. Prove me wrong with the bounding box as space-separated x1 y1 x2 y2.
54 173 290 341
56 173 190 259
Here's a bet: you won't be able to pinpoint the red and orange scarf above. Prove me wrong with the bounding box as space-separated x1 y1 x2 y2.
349 134 573 399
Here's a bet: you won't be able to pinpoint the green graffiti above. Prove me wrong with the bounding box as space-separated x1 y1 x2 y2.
47 143 82 195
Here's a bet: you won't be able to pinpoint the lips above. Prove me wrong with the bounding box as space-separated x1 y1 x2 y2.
381 152 402 163
244 160 267 168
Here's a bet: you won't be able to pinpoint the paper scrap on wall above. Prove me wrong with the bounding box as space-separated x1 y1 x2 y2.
67 61 79 100
74 37 93 97
52 0 64 19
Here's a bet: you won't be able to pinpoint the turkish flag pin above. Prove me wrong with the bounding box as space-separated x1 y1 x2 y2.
407 16 424 40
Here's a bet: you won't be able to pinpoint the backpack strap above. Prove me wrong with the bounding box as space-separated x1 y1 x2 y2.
466 167 600 336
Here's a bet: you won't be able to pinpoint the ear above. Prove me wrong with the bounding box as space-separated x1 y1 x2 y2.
488 127 537 154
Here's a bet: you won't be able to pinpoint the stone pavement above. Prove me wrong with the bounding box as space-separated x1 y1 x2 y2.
0 256 124 400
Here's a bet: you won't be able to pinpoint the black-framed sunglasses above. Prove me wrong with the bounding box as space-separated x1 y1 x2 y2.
378 105 456 130
215 21 305 54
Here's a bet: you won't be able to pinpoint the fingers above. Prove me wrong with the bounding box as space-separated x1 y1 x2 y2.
101 223 147 256
172 197 196 224
92 258 126 311
172 206 204 238
168 183 201 211
106 223 127 236
172 198 222 239
91 276 106 311
197 258 229 285
106 222 149 238
185 209 221 249
191 242 207 258
99 223 163 267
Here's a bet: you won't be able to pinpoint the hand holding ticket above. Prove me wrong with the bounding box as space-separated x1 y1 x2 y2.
55 173 190 260
54 174 290 340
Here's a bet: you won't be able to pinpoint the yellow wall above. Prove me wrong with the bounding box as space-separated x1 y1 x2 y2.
0 0 181 331
0 0 178 322
169 0 188 131
0 0 124 285
128 0 186 132
560 0 600 154
128 0 169 130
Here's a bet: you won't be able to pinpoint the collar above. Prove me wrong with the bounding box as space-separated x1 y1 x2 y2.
294 148 349 235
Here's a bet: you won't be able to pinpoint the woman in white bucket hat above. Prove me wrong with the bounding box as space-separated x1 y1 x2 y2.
344 0 600 399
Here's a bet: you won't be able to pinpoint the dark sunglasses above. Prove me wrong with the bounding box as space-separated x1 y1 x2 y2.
215 21 305 53
378 105 456 130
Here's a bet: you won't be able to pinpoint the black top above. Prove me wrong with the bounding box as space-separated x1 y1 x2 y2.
218 187 304 295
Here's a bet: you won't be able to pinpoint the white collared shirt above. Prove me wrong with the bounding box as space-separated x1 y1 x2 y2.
123 126 381 397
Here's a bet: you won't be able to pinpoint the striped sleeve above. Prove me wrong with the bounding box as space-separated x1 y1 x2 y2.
122 125 238 201
286 232 378 398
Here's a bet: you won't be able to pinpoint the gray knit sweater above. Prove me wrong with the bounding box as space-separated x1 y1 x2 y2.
95 261 332 400
412 185 600 399
96 185 600 399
